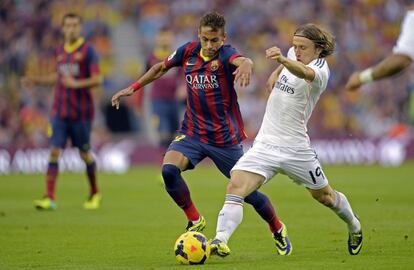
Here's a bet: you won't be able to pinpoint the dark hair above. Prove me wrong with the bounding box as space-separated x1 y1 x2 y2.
199 11 226 32
294 23 335 58
62 13 82 25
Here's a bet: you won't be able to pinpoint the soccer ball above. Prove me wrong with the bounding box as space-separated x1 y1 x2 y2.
174 231 210 265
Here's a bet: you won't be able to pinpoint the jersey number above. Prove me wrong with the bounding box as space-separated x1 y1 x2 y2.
308 166 325 184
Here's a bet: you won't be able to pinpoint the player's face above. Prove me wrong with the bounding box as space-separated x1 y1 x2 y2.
198 26 226 57
156 31 173 49
62 17 82 43
292 35 322 65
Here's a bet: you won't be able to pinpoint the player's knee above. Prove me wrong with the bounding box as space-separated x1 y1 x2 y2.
161 164 181 186
226 179 247 196
79 151 93 163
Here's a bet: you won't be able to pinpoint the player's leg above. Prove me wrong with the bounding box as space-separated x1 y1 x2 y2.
282 147 362 255
162 135 206 231
208 144 284 237
307 185 362 255
71 120 100 209
211 169 265 257
34 118 66 210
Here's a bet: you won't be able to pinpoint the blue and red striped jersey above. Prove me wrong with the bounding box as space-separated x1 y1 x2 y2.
51 41 100 121
164 41 247 147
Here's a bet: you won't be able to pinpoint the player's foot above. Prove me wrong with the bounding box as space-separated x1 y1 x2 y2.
34 196 57 210
348 214 362 255
273 222 292 256
348 230 363 255
209 239 231 257
83 193 101 210
185 216 206 232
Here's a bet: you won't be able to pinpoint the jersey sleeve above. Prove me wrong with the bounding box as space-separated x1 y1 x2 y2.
287 47 296 60
164 42 191 69
222 45 242 63
392 10 414 61
307 58 328 89
86 45 100 75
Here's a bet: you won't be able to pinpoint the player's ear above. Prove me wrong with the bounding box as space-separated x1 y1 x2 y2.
222 32 227 45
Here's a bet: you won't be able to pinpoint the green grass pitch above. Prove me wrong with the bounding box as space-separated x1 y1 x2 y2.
1 163 413 269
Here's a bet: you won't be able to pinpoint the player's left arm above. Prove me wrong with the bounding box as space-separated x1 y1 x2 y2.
231 56 253 87
266 46 315 81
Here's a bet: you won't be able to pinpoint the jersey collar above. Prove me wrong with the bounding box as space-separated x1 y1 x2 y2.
199 48 219 62
64 37 85 53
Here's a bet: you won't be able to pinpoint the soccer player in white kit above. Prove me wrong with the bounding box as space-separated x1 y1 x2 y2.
210 24 363 257
345 8 414 90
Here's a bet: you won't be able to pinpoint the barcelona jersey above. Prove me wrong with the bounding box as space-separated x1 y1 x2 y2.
51 40 100 121
164 42 247 147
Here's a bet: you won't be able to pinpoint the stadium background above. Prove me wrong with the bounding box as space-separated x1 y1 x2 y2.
0 0 413 173
1 1 414 269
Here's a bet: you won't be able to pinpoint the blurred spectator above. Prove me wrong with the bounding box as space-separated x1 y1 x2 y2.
0 0 412 150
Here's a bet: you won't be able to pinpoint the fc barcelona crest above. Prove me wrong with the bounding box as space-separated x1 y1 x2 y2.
210 60 219 71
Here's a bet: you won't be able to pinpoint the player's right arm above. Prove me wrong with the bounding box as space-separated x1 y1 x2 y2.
111 61 169 109
345 54 412 91
345 10 414 91
21 73 58 88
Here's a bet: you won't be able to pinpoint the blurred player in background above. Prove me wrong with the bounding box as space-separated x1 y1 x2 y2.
345 8 413 90
21 13 103 210
112 12 285 238
210 24 362 257
141 27 184 149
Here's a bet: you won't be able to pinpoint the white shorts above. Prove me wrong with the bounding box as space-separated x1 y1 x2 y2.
231 141 329 190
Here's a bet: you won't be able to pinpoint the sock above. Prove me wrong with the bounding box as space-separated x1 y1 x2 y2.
331 191 361 233
245 191 283 233
86 161 98 196
215 194 244 244
162 164 200 221
46 162 59 200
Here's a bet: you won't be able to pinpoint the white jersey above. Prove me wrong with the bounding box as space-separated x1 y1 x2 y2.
393 10 414 61
255 47 330 148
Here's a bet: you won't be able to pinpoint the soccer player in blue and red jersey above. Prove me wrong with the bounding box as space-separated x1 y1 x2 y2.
22 13 102 210
112 12 284 240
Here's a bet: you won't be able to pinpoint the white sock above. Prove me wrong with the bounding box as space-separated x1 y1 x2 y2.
331 191 361 233
215 194 244 244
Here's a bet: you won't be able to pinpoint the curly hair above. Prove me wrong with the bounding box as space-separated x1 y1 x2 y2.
294 24 335 58
199 11 226 33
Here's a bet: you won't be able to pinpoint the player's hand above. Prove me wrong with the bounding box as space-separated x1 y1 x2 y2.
111 87 134 110
62 76 79 88
345 72 362 91
266 46 284 63
233 59 252 87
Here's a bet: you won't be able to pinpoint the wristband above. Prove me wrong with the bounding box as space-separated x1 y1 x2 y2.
359 68 373 84
130 81 142 92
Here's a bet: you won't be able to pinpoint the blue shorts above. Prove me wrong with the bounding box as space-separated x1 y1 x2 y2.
49 117 92 152
167 134 244 178
151 100 180 134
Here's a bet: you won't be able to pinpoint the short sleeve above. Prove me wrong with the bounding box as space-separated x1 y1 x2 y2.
164 42 191 69
392 10 414 61
307 58 328 89
221 45 242 63
86 45 100 74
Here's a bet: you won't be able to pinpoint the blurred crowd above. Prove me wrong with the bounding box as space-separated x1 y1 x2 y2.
0 0 413 149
